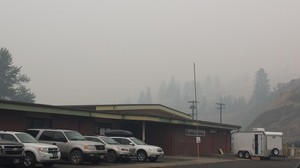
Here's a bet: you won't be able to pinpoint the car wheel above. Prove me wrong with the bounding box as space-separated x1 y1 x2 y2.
237 151 244 158
244 152 251 159
137 150 147 162
24 152 36 168
149 156 158 162
70 150 83 165
272 148 279 156
42 163 54 167
106 151 117 163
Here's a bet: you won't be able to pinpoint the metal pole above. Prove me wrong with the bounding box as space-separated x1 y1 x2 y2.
216 103 225 124
193 63 198 120
142 121 145 141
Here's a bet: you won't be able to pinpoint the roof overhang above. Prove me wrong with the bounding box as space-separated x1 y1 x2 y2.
0 100 240 130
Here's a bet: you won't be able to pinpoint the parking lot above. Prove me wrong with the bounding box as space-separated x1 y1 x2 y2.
19 155 233 168
21 156 300 168
1 155 298 168
166 158 300 168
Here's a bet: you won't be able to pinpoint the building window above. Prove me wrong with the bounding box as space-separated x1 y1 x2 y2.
27 118 51 129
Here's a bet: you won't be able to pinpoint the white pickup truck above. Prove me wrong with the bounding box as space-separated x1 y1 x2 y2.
0 131 61 168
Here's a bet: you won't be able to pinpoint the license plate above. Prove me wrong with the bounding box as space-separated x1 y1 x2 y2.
13 158 20 164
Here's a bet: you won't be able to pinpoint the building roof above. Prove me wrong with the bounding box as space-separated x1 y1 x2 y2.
63 104 192 120
0 100 240 130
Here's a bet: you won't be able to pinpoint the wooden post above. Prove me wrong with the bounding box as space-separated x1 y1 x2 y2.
196 137 201 158
197 143 200 158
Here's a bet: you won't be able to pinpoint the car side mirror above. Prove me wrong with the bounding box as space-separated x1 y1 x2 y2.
129 142 135 146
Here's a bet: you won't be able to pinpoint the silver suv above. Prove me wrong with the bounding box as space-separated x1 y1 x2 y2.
0 131 61 168
26 129 106 165
111 137 164 162
84 135 136 163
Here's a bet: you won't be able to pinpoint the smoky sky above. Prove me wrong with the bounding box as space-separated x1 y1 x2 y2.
1 0 300 105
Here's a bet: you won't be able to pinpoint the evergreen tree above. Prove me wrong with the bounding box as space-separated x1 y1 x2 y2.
251 68 270 110
137 86 152 104
0 48 35 102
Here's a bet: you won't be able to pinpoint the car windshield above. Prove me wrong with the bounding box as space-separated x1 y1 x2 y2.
130 138 147 145
16 133 38 143
100 136 119 145
64 131 86 141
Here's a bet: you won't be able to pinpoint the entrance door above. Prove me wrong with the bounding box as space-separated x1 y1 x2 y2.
254 134 262 156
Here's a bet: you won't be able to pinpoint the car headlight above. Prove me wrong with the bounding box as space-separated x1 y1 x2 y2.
39 147 48 153
83 145 96 150
148 148 155 151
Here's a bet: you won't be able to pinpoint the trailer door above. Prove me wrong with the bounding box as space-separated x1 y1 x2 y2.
254 134 262 156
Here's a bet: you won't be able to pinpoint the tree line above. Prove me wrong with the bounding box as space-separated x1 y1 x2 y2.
0 47 291 129
137 67 287 128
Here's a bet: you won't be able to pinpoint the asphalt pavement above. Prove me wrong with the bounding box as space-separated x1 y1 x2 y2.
101 155 236 168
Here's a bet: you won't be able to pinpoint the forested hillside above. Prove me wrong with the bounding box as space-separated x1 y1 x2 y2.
247 78 300 144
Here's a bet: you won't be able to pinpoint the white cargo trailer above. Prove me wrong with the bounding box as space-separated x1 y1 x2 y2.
232 128 284 159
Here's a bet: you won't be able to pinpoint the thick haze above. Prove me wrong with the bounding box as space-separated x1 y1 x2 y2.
1 0 300 105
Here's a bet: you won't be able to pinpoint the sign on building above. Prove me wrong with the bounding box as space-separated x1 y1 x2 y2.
185 129 205 137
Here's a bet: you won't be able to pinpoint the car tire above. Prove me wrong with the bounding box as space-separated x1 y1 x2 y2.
106 151 117 163
149 156 158 162
272 148 279 156
70 150 83 165
137 150 147 162
42 163 54 167
24 152 36 168
237 151 244 158
244 152 251 159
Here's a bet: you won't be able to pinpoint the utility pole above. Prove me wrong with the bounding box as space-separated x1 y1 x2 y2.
188 63 199 120
193 63 198 120
216 103 225 124
189 100 199 120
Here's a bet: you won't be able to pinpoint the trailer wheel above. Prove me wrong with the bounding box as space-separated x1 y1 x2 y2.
272 148 279 156
244 152 251 159
237 151 244 158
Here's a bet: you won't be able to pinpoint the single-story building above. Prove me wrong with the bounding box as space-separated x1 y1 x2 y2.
0 100 240 156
